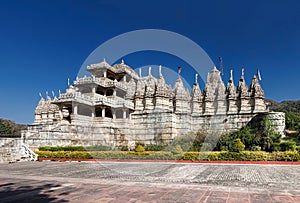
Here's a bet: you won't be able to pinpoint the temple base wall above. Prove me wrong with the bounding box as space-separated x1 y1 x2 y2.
23 111 285 149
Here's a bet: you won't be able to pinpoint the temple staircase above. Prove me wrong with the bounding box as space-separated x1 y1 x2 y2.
0 137 38 163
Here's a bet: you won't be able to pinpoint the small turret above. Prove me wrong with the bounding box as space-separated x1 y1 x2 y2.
191 73 202 115
173 67 191 113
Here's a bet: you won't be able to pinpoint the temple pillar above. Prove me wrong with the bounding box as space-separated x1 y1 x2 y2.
112 109 116 119
101 107 105 117
73 105 78 115
91 107 95 117
92 86 96 94
123 109 127 119
113 89 116 96
103 70 107 78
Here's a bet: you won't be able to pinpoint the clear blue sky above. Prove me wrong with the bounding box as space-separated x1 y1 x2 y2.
0 0 299 124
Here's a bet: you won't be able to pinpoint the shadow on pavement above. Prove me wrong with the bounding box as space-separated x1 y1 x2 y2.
0 182 68 203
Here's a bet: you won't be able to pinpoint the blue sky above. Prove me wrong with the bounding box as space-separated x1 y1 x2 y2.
0 0 300 124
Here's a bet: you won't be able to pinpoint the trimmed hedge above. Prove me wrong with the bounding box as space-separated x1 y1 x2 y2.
38 145 112 152
35 150 300 161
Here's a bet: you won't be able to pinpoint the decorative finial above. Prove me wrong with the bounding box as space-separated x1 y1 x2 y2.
148 66 152 76
46 91 50 100
121 59 124 64
219 56 224 75
230 69 233 81
159 65 162 77
52 90 55 98
39 92 43 99
241 68 245 79
68 78 70 87
195 73 198 84
59 89 61 96
76 76 79 81
213 66 217 71
257 68 262 81
178 66 182 78
103 58 106 62
139 68 142 77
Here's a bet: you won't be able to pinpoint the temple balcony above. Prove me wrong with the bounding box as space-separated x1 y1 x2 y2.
94 94 134 109
75 76 127 91
55 92 93 106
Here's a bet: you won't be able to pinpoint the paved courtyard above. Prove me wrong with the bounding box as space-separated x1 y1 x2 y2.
0 161 299 202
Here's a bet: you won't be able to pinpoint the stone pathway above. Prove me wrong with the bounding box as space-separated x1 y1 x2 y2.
0 161 299 202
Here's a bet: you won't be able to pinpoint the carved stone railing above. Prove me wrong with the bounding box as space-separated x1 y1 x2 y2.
57 88 134 109
94 94 134 109
22 144 38 161
75 77 128 91
58 92 93 105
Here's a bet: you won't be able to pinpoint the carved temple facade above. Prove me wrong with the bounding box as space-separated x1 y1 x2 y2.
22 60 285 149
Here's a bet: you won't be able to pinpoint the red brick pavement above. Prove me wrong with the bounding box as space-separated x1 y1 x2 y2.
0 177 299 203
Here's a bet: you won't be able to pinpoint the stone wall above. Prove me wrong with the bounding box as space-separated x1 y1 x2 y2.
0 137 24 162
23 110 286 149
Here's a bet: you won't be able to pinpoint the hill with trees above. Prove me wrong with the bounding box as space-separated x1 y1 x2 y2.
0 118 27 137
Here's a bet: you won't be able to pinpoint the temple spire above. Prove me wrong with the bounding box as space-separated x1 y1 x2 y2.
139 68 142 77
148 66 152 76
195 73 198 84
121 59 124 64
67 78 70 87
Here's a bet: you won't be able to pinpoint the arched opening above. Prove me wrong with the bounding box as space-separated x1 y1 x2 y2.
106 89 114 96
96 86 105 95
95 106 102 117
105 108 113 118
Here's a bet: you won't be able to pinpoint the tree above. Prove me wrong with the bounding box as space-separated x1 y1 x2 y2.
260 118 281 152
230 126 259 150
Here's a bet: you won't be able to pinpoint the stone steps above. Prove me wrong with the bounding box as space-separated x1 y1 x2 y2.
0 138 31 163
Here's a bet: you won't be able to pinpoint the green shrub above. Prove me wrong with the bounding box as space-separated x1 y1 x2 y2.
171 144 183 155
296 146 300 153
35 150 300 162
250 145 261 151
135 145 145 153
85 145 112 151
145 144 165 151
280 141 297 151
38 146 86 152
270 151 300 161
271 143 281 152
118 146 129 151
230 138 245 152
